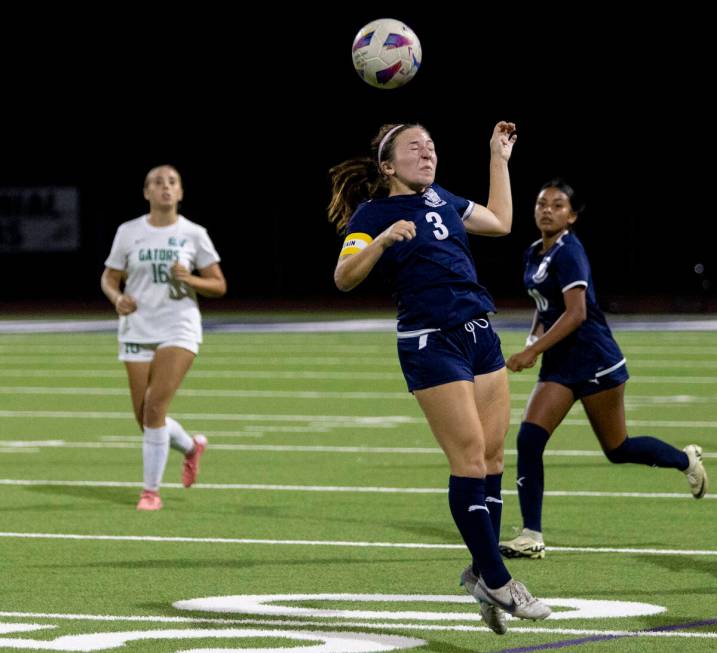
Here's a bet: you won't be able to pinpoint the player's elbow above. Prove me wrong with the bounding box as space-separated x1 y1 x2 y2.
482 220 512 237
334 272 355 292
334 261 356 292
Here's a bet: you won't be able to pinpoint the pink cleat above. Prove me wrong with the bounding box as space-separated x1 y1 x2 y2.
136 490 162 511
182 434 207 488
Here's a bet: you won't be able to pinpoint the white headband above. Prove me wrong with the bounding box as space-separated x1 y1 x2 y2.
377 124 404 164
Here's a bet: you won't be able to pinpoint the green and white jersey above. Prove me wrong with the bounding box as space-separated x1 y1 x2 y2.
104 214 220 344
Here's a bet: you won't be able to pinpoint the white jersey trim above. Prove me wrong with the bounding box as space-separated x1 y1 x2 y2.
562 280 588 292
461 201 475 221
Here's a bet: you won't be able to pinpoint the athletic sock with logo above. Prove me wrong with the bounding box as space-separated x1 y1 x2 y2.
516 422 551 533
485 473 504 543
449 475 511 588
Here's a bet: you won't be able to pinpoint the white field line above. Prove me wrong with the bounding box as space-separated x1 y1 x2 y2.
5 354 717 368
0 369 404 380
3 386 716 405
0 478 713 499
0 411 421 425
4 369 717 384
0 386 412 400
1 441 448 453
2 342 717 355
0 409 717 430
0 344 396 354
621 346 717 354
531 375 717 386
2 440 717 461
204 427 332 434
2 339 717 350
1 355 401 366
0 531 715 556
1 409 714 429
0 611 715 639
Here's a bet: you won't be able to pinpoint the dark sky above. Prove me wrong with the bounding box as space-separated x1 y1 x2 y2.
1 7 713 309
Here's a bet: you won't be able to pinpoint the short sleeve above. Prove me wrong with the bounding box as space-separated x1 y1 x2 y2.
339 204 380 258
554 244 590 292
432 183 473 221
194 227 221 270
104 226 129 271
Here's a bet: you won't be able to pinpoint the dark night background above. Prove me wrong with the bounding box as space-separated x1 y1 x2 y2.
1 6 713 313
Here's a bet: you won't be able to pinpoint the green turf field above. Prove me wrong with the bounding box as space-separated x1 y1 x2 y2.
0 323 714 652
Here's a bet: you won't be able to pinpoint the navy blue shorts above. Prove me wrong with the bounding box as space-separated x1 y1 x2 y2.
539 360 629 398
397 316 505 392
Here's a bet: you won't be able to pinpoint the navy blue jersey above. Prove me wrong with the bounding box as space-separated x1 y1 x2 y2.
341 184 496 332
524 231 625 383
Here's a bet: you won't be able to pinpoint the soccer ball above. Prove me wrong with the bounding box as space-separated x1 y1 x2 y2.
351 18 421 89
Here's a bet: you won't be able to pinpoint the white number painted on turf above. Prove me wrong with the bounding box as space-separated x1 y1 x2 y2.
174 593 666 621
0 596 667 651
0 623 423 652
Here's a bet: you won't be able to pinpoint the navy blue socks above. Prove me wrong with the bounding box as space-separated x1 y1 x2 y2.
516 421 690 536
516 422 551 533
485 472 504 544
606 435 689 469
449 475 511 589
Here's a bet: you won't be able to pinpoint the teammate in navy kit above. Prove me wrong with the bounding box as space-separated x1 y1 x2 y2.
500 179 709 560
328 121 550 633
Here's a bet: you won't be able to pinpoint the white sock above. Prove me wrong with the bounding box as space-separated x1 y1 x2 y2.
142 425 170 491
166 416 194 454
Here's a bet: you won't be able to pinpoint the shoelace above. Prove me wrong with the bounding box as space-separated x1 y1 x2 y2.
509 581 535 607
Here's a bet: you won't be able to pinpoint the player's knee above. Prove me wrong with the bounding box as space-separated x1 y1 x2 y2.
143 402 167 426
484 451 504 474
483 437 504 470
605 438 630 464
451 453 486 479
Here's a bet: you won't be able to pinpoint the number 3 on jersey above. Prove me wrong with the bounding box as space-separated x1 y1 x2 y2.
425 212 449 240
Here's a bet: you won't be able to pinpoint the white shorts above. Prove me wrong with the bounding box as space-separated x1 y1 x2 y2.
118 339 199 362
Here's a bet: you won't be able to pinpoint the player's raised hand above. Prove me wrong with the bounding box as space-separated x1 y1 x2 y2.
490 121 517 161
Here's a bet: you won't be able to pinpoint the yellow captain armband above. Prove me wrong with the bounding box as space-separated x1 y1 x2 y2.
340 232 373 257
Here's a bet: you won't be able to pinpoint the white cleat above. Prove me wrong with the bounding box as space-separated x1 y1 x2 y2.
460 566 508 634
461 565 551 621
683 444 708 499
499 529 546 559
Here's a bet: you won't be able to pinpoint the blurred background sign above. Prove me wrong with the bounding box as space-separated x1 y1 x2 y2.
0 187 80 252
